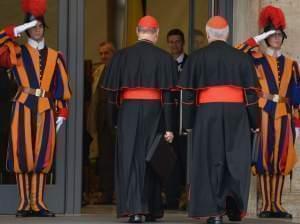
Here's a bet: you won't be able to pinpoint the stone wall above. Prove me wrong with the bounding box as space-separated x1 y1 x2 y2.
233 0 300 217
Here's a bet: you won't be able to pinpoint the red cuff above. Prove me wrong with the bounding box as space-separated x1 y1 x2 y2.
57 108 69 119
246 38 257 48
294 118 300 127
4 25 16 39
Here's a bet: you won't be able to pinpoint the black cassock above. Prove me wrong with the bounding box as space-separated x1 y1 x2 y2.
101 40 177 218
178 41 260 217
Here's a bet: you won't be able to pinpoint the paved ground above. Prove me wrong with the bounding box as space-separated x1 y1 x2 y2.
0 205 298 224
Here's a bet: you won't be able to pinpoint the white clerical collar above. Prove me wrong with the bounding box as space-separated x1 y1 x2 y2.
176 53 185 64
265 47 282 58
28 38 45 50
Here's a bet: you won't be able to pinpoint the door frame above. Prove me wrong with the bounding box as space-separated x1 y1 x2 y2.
67 0 234 214
63 0 84 214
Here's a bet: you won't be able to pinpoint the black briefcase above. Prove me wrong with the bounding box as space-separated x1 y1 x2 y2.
251 132 261 165
146 133 177 181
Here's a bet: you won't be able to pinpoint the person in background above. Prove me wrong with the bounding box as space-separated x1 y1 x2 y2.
192 29 206 49
167 29 188 72
87 42 115 162
165 28 188 210
92 41 116 204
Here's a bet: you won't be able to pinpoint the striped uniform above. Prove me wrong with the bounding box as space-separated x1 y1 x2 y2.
237 38 299 213
0 29 71 212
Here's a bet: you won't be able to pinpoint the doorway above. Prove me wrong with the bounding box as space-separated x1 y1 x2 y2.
81 0 217 214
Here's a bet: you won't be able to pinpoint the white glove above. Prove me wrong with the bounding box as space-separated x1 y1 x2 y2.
164 131 174 143
253 30 276 44
295 128 300 139
14 20 38 37
56 117 65 133
251 128 260 133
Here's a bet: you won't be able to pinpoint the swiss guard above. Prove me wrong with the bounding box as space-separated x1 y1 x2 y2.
0 0 71 217
237 5 300 219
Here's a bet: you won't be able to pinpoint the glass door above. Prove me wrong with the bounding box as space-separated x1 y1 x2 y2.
189 0 210 52
189 0 233 51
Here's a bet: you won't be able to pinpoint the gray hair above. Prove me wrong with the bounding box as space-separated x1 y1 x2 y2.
206 25 229 40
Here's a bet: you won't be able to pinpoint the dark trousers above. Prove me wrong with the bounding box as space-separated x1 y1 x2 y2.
97 128 115 198
165 134 187 209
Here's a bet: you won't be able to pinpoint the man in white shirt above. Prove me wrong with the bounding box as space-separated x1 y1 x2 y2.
87 42 115 159
166 29 188 210
167 29 188 72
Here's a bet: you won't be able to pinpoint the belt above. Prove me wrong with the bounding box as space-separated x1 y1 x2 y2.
121 88 161 100
258 92 288 103
197 86 244 104
18 87 52 98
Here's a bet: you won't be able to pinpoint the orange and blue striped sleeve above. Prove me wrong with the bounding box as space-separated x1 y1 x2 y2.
0 27 20 68
236 38 258 52
236 38 264 61
291 61 300 127
51 52 72 118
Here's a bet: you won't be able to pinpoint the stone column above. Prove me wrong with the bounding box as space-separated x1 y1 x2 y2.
232 0 260 45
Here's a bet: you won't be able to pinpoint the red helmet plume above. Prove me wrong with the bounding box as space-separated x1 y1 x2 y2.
259 5 286 30
21 0 47 17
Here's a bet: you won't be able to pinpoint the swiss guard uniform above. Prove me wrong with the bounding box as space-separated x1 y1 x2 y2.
0 0 71 217
101 16 177 223
178 16 260 223
237 5 299 219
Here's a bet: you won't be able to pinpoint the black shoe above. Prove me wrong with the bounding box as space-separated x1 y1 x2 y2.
145 214 156 222
258 211 274 218
206 216 223 224
16 210 31 217
273 211 293 219
128 215 143 223
32 209 55 217
226 197 242 221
